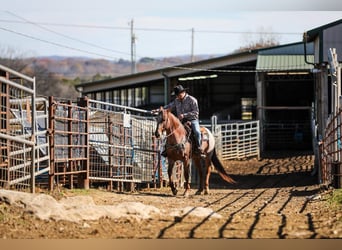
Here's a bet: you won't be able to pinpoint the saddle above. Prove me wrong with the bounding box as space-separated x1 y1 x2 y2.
161 121 208 158
183 121 209 151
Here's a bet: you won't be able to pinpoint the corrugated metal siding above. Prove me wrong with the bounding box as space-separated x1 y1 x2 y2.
258 42 314 55
256 55 315 71
323 23 342 62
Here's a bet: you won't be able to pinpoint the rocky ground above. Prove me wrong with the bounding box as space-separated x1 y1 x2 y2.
0 151 341 239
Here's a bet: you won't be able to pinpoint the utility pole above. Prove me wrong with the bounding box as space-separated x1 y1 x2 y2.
191 28 194 62
130 19 137 74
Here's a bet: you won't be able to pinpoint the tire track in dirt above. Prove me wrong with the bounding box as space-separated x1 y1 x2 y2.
212 173 295 238
158 168 295 238
169 153 320 239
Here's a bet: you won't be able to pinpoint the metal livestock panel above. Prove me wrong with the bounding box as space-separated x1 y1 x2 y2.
0 64 49 193
48 97 89 190
320 111 342 188
86 99 160 190
213 120 260 160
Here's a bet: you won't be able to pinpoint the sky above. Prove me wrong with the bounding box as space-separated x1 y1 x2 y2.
0 0 341 61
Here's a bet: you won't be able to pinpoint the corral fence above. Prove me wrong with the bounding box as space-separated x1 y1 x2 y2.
48 97 160 192
319 109 342 188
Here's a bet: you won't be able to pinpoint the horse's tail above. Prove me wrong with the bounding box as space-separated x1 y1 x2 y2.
211 148 236 184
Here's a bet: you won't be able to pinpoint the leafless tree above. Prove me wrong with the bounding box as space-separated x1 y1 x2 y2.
236 26 281 52
0 47 78 99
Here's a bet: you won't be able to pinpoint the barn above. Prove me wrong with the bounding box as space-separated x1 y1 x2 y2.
75 44 314 154
303 18 342 137
75 19 342 155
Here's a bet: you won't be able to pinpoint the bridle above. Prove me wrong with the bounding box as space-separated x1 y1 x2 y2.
159 112 182 138
157 110 189 152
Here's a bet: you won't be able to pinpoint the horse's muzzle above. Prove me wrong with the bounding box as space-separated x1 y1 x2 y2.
154 131 160 138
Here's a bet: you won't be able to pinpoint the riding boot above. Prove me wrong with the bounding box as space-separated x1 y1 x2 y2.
195 146 206 158
161 149 167 157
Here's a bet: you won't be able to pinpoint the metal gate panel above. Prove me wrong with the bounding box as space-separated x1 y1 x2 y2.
87 99 159 187
131 116 158 182
48 97 89 189
214 120 260 160
0 64 49 192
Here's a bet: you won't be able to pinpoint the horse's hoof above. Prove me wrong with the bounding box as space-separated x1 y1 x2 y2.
172 189 178 196
183 190 190 197
195 190 203 195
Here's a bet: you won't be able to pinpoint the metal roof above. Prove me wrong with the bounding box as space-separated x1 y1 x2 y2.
305 19 342 42
256 55 314 71
258 42 314 55
76 51 258 92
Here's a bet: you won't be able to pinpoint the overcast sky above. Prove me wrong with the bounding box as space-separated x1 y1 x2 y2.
0 0 341 60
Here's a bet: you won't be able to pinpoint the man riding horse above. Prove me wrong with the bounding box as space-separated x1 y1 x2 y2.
155 84 205 157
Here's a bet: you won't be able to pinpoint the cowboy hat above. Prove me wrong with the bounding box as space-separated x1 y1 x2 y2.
171 85 188 96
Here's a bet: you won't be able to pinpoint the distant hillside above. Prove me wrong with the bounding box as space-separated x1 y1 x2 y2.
25 54 218 81
0 54 220 100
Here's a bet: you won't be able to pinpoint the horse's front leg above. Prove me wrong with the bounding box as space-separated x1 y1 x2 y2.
183 158 191 197
192 157 204 195
168 160 178 196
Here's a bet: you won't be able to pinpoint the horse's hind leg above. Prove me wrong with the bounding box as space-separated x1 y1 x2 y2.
193 157 211 195
203 157 212 195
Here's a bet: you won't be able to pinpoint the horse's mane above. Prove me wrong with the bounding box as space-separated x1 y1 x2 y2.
165 109 187 133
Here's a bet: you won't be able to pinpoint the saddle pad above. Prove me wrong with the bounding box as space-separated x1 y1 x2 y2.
200 127 209 141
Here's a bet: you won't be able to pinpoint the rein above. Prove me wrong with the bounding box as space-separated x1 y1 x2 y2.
161 112 189 151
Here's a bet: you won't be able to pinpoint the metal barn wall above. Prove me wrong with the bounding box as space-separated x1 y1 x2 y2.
322 23 342 63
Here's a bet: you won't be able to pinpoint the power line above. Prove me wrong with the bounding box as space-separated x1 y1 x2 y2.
0 11 303 62
0 18 302 36
0 26 120 60
4 11 131 57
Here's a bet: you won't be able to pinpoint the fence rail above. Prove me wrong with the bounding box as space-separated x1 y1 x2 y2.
211 117 260 160
320 110 342 188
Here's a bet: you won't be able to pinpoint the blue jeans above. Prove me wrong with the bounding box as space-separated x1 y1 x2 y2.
190 119 201 148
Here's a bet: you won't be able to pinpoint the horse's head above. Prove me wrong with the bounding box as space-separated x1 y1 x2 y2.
154 106 169 138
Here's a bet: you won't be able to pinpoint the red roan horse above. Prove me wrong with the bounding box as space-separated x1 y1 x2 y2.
154 107 235 196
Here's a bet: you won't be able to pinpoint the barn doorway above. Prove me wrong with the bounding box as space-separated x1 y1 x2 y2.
263 73 314 150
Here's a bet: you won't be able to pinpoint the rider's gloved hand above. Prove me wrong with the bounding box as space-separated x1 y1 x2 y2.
151 109 159 114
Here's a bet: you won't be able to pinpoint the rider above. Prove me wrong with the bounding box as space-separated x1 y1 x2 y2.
162 84 204 157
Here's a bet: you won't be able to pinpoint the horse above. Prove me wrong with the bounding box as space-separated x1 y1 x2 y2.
154 106 235 196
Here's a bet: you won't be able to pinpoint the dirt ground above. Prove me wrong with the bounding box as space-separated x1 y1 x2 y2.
0 151 341 239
